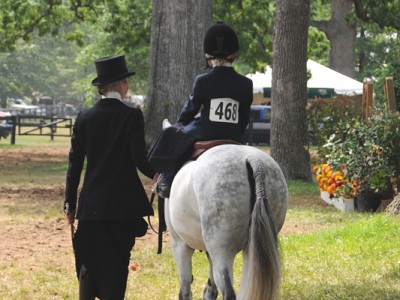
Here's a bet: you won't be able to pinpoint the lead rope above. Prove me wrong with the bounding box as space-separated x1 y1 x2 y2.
148 175 167 254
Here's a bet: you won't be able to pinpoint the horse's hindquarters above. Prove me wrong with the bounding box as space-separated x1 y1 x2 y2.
167 144 288 300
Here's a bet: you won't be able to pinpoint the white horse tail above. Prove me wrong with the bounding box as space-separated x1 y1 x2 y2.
239 156 281 300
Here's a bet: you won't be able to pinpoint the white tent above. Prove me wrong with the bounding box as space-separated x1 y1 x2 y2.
247 59 363 96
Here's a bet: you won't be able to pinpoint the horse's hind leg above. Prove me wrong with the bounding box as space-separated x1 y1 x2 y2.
170 237 195 300
203 252 218 300
209 251 236 300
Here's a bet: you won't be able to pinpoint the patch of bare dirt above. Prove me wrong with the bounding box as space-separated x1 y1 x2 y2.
0 184 166 264
0 146 163 264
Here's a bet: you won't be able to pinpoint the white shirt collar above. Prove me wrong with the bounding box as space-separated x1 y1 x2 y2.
102 91 122 101
213 63 232 68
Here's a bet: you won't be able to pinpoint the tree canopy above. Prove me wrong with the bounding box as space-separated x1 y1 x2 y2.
0 0 399 108
0 0 152 106
353 0 400 31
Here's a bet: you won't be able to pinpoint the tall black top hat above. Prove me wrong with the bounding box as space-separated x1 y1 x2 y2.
203 22 239 58
91 54 136 86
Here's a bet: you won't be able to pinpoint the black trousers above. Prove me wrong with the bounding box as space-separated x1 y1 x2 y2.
73 219 148 299
147 124 196 172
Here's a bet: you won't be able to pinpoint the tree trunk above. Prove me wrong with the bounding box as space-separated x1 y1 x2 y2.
310 0 356 78
144 0 213 145
271 0 312 182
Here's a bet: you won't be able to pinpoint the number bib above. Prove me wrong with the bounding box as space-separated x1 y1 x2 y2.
209 98 239 124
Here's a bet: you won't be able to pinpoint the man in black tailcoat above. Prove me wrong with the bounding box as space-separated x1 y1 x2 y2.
64 54 155 300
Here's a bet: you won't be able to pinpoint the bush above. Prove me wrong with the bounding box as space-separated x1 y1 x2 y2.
307 98 359 150
314 103 400 196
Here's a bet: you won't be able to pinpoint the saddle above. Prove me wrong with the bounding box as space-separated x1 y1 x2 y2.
191 139 242 160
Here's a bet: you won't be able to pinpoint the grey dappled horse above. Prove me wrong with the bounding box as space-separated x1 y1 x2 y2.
165 143 288 300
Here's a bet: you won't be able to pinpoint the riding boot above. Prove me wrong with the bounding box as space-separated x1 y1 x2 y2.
157 169 176 198
79 265 96 300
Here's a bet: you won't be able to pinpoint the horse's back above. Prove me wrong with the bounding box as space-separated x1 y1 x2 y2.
168 144 287 252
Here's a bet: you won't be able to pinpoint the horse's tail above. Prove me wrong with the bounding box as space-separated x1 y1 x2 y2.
239 156 281 300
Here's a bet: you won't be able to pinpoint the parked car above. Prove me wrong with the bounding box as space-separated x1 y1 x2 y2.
0 111 12 139
242 105 271 145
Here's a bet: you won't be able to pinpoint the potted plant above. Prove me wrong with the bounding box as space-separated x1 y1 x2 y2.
313 103 400 212
313 162 356 211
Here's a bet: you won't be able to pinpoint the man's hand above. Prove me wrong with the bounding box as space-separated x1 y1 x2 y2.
64 203 76 225
65 209 76 225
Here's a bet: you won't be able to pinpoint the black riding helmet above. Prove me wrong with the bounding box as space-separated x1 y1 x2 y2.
203 22 239 60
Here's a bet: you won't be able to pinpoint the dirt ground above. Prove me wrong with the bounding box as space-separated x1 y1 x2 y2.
0 146 164 265
0 146 324 266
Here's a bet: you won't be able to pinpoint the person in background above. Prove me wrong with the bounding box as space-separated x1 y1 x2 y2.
148 21 253 198
64 54 155 300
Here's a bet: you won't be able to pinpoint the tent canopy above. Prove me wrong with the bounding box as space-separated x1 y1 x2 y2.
247 59 363 97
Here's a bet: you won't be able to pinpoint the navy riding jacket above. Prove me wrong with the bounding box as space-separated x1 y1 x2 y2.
177 66 253 142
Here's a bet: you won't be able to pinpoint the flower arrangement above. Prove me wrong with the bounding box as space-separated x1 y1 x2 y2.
313 163 358 199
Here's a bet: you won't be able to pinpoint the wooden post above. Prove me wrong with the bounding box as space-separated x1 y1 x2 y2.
362 79 374 118
384 77 396 111
10 116 17 145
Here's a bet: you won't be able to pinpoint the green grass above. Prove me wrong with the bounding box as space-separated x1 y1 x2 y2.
280 215 400 299
0 133 71 148
1 138 400 299
0 161 70 185
128 215 400 300
288 180 321 200
0 135 77 185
